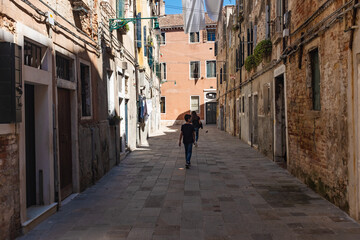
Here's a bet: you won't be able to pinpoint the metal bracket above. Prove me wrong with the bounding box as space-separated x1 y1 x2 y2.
109 17 159 32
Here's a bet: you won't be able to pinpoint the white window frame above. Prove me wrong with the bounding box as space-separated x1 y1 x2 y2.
160 32 166 45
160 62 167 80
160 96 166 114
205 60 216 78
189 32 200 43
190 95 201 114
189 61 201 79
79 59 93 119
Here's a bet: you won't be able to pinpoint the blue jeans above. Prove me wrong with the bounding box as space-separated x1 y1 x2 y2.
184 143 193 165
194 128 199 142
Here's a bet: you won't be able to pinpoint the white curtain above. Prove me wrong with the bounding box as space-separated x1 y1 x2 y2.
182 0 205 34
182 0 223 33
204 0 224 22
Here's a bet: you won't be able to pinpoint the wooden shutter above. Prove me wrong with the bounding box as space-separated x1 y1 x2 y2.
136 13 142 48
203 30 207 43
0 42 22 123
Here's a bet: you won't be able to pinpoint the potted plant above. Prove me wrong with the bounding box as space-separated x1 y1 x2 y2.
108 114 122 125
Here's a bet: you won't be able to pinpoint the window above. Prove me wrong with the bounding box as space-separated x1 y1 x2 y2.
206 61 216 78
80 63 92 117
190 96 200 113
207 29 216 41
144 26 147 56
263 84 271 115
116 0 124 18
242 96 245 113
160 96 166 113
247 23 254 56
24 40 45 69
206 92 216 99
190 32 199 43
160 32 166 45
220 68 223 84
56 53 73 81
160 63 167 80
310 48 321 110
190 61 200 79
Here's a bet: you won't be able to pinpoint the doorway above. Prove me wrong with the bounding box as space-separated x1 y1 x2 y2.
25 84 36 208
253 95 258 145
206 102 217 124
58 88 73 200
274 74 287 163
125 100 129 146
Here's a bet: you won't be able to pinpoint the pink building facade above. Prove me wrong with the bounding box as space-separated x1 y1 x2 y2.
159 14 217 125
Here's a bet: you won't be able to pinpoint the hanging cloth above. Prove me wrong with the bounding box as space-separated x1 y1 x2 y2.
204 0 224 22
182 0 206 34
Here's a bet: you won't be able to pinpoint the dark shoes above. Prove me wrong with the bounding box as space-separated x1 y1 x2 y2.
186 162 191 169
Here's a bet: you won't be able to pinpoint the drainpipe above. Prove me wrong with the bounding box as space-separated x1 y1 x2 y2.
52 105 59 208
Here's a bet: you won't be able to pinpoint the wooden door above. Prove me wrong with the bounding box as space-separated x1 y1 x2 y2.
58 88 73 200
25 84 36 207
206 102 217 124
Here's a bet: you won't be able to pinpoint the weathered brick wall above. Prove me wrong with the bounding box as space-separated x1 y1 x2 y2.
287 1 351 211
79 122 114 191
0 134 20 240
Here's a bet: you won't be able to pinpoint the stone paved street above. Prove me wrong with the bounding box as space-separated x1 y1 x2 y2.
19 126 360 240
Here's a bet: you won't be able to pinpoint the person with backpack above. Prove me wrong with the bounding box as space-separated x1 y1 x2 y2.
191 111 202 147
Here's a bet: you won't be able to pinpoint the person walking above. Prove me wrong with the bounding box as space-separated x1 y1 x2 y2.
179 114 195 169
191 111 202 147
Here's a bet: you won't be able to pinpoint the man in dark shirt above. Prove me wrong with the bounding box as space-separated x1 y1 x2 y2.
179 114 195 168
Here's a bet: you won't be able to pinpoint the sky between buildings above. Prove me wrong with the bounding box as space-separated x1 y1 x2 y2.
165 0 235 15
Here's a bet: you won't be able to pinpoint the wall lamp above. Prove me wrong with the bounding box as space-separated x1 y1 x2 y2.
161 80 176 85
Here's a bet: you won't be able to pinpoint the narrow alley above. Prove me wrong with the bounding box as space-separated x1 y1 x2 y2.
19 126 360 240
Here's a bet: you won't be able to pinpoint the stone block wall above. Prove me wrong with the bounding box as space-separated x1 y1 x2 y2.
0 133 20 240
286 1 351 211
79 122 115 191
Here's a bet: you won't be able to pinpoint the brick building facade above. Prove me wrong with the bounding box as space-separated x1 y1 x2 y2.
217 0 360 219
0 0 162 238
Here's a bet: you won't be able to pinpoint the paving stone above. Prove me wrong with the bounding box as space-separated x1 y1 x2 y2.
18 126 360 240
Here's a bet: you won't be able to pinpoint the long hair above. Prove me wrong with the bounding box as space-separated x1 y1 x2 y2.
191 111 197 120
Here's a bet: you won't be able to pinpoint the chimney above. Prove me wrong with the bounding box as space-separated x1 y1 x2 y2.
160 0 165 16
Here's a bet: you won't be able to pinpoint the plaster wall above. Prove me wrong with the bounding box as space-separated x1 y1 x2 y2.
160 29 217 123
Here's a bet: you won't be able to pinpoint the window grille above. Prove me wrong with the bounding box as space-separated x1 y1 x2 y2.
80 63 92 117
56 54 72 81
24 40 43 69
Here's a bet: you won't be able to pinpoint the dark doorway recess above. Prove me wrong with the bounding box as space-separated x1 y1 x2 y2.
25 84 36 207
58 88 73 200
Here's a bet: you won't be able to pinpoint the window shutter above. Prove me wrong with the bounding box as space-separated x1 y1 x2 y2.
136 13 142 48
143 26 147 56
214 41 218 56
266 5 270 39
254 25 257 48
203 30 207 43
0 42 22 123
